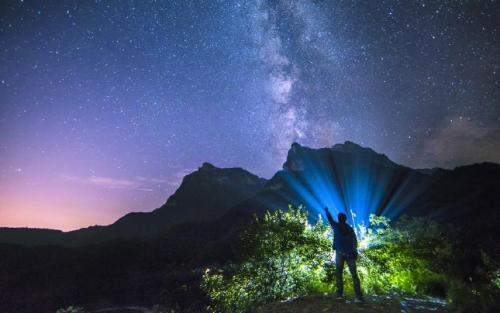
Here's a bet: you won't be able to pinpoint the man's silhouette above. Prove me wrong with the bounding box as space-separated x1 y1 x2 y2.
324 207 363 301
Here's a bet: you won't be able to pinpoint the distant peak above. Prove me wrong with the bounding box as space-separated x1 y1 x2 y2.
332 141 365 151
200 162 216 170
290 142 306 153
344 140 359 146
331 141 394 163
284 141 398 171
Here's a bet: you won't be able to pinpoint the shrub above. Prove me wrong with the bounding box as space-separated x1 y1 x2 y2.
202 206 499 312
202 206 333 312
357 215 449 296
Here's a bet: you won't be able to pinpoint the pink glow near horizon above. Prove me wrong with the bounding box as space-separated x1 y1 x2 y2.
0 165 183 231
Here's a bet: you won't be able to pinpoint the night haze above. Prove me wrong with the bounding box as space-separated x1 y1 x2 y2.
1 0 499 232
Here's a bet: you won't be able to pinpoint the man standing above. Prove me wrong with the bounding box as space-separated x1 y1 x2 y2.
324 207 363 302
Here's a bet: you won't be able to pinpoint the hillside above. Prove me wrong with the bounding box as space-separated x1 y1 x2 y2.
1 141 499 249
0 163 266 246
0 141 499 312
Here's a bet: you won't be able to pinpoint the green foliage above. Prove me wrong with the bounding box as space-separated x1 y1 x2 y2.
201 206 333 312
445 249 500 312
493 269 500 290
202 206 499 312
358 215 449 295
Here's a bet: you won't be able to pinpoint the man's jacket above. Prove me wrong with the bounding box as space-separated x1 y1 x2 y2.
326 212 358 256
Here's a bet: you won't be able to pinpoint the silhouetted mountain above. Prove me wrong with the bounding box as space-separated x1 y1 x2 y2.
232 141 428 221
1 141 499 313
0 162 266 246
108 162 266 237
233 142 498 230
406 162 500 256
0 228 65 246
284 141 399 172
407 162 499 218
1 142 498 247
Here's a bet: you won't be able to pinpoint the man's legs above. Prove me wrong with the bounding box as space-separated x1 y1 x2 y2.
346 257 363 300
335 252 345 297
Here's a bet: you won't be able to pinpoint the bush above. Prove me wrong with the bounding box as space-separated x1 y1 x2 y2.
358 215 449 296
202 206 499 312
202 206 333 312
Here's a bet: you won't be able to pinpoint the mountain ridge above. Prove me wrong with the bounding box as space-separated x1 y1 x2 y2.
1 141 499 246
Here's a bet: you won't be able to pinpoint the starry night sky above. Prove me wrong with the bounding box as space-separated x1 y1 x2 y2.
1 1 499 230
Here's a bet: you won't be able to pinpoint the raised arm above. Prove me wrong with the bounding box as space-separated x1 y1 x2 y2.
324 207 337 228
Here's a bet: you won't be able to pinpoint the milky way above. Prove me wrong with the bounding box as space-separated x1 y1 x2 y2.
0 1 498 230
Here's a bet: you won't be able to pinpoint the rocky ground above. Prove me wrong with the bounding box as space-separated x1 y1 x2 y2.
256 294 449 313
85 295 448 313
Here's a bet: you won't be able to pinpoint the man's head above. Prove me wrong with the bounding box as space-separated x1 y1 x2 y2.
338 213 347 223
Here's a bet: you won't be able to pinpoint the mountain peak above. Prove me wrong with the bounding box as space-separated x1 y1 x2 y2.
290 141 370 154
284 141 398 171
332 140 372 152
200 162 217 170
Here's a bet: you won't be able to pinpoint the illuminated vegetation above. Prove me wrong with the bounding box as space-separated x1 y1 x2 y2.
202 206 332 312
202 206 499 312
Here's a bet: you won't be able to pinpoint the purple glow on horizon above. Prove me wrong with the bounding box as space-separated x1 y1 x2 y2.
1 1 498 230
